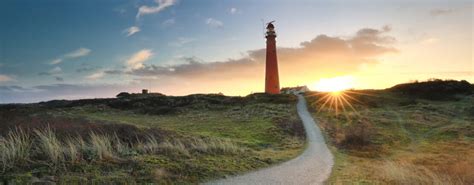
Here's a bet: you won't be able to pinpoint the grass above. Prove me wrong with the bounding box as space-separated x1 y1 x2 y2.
0 129 31 172
35 127 65 167
306 87 474 184
0 93 305 184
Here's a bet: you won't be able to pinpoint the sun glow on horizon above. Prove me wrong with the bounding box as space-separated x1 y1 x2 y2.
311 76 355 93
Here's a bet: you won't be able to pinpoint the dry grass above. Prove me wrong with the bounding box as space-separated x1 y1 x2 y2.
89 132 115 160
64 138 80 164
0 127 246 173
0 93 303 184
152 168 170 181
189 138 243 154
0 128 32 172
155 139 190 156
112 134 129 156
135 136 243 156
35 127 65 165
307 90 473 184
378 160 464 185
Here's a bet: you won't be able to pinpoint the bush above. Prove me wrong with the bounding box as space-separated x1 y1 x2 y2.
273 117 306 139
389 79 473 100
340 119 375 148
116 92 131 98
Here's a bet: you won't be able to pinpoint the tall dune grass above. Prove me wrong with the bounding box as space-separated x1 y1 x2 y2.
89 132 115 160
64 138 80 164
0 127 245 173
0 128 32 172
155 139 190 156
189 138 243 154
35 127 65 166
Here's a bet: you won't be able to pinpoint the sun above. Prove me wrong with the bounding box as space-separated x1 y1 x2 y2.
311 76 355 93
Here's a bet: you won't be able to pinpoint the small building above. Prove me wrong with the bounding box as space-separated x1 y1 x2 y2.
142 89 149 94
281 86 310 94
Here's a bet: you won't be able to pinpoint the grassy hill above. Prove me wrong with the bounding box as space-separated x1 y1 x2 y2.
0 93 305 184
1 79 472 184
306 80 474 184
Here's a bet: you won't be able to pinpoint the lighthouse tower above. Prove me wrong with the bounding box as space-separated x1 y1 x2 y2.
264 21 280 94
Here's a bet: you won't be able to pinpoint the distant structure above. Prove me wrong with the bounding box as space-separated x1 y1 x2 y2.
264 21 280 94
281 86 310 94
142 89 149 94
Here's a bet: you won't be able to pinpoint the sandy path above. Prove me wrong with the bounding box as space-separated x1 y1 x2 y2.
205 94 334 185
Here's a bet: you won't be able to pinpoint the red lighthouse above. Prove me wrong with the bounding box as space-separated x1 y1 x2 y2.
265 21 280 94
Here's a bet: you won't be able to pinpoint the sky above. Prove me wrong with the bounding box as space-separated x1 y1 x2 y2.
0 0 472 103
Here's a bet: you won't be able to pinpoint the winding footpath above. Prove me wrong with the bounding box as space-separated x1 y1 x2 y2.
206 94 334 185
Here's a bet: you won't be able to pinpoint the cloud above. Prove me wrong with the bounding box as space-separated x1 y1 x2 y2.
65 48 91 58
126 49 154 70
50 47 91 65
50 59 63 65
0 83 133 103
76 64 99 73
0 75 13 82
430 8 454 16
2 26 399 103
229 7 241 15
0 85 30 93
39 66 63 76
86 71 105 80
168 37 196 47
206 18 223 28
348 25 397 56
121 26 397 95
104 69 124 75
162 18 175 27
124 26 141 37
229 8 238 14
137 0 176 18
55 77 64 82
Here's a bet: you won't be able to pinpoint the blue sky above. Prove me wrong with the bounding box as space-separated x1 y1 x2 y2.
0 0 472 103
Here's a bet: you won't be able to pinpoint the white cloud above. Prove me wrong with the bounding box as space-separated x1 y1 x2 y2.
168 37 196 47
0 74 13 82
206 18 223 28
229 7 238 14
137 0 176 18
126 49 154 70
50 66 63 74
430 8 454 16
124 26 141 37
65 48 91 58
50 59 63 65
50 47 91 65
162 18 175 27
86 71 105 80
39 66 62 76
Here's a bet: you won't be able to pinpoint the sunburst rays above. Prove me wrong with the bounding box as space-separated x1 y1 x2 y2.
308 90 362 117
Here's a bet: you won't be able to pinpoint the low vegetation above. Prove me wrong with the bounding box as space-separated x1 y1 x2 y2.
0 93 305 184
306 79 474 184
